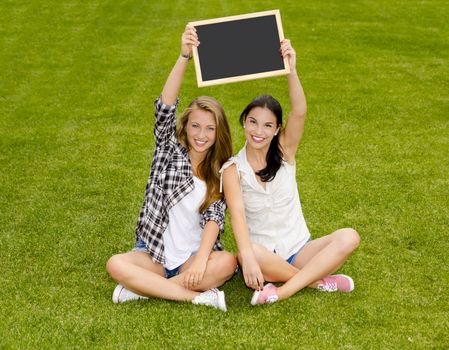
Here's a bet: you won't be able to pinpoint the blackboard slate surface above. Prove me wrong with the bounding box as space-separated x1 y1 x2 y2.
190 10 289 87
196 15 283 80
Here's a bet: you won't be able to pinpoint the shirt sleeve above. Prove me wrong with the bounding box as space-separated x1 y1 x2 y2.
219 157 239 193
200 198 226 234
153 96 179 145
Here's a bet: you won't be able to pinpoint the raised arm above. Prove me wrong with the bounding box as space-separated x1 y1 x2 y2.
222 165 265 290
279 39 307 163
161 25 199 105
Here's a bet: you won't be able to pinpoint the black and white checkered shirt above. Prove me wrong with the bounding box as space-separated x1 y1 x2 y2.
136 97 225 264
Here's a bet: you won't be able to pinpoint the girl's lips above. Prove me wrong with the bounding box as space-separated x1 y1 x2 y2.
251 135 265 143
194 140 207 147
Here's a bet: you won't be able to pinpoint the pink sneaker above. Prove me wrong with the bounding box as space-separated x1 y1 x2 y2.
317 274 354 293
250 283 279 305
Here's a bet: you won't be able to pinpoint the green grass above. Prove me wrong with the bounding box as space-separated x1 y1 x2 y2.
1 0 448 348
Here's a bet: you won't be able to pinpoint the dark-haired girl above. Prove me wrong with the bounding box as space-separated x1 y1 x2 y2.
221 39 360 305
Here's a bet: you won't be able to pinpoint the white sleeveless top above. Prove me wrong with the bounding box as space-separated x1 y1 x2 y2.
221 145 310 259
163 176 206 269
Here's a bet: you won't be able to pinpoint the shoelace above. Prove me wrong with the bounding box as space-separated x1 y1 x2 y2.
260 286 278 304
318 280 337 292
199 290 218 305
265 295 278 303
121 288 143 300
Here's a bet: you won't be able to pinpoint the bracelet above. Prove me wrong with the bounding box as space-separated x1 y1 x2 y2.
180 53 192 60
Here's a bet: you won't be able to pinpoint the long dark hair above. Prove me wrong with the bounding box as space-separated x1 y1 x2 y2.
239 95 283 182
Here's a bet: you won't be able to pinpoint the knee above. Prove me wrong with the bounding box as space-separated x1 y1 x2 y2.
106 254 127 281
337 228 360 253
214 251 237 278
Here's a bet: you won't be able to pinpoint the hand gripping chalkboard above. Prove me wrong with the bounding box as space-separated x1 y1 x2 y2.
189 10 290 87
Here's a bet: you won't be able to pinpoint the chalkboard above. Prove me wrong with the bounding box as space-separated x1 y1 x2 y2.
189 10 290 87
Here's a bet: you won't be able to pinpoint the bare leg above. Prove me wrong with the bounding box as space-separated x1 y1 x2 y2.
106 252 198 301
243 243 299 283
277 228 360 300
292 232 352 288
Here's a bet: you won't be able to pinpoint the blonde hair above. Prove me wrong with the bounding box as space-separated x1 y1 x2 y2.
176 96 232 213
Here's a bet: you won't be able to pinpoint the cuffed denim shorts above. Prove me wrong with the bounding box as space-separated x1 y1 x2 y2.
286 237 312 266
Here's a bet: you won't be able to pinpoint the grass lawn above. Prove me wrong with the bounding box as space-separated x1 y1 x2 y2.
1 0 448 348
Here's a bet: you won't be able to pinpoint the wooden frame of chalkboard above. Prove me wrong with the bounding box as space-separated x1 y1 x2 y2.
189 10 290 87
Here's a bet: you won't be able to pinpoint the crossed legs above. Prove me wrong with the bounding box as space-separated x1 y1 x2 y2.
106 250 236 302
248 228 360 300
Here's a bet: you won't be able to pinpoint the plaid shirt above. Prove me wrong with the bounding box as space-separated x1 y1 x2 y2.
136 97 226 264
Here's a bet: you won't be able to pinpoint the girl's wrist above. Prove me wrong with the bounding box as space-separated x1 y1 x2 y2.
194 251 209 262
180 52 192 60
288 68 298 78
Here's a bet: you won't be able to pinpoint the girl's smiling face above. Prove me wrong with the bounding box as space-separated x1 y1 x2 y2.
186 109 216 155
244 107 280 150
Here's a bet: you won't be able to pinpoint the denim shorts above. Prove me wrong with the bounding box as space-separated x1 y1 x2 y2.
132 238 186 279
286 237 312 266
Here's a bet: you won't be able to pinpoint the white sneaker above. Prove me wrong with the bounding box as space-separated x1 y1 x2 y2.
112 284 148 304
192 288 227 312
